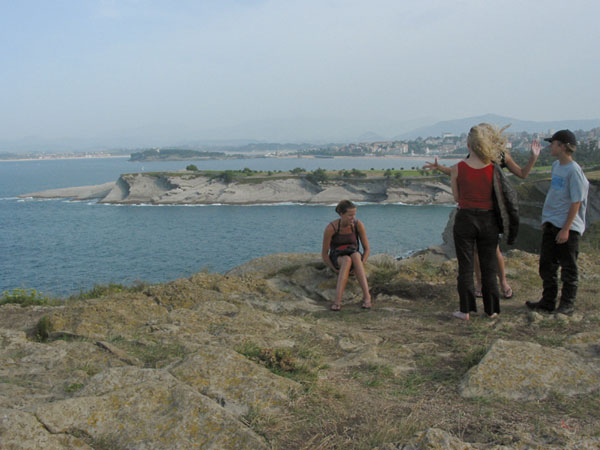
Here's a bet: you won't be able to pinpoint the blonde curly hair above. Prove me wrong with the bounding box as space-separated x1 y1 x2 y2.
467 123 509 164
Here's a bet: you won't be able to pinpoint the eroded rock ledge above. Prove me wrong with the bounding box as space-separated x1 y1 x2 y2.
21 172 454 205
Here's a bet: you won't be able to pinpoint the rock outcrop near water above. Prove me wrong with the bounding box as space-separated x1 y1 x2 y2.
22 172 454 205
2 250 600 448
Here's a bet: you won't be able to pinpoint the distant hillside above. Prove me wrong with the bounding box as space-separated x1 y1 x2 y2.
397 114 600 139
129 149 228 161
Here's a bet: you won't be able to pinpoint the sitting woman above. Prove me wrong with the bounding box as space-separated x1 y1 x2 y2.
322 200 371 311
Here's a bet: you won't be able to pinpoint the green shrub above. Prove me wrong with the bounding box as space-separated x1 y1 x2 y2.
68 282 148 302
186 164 199 171
33 316 53 342
218 171 235 183
0 288 54 307
305 168 328 184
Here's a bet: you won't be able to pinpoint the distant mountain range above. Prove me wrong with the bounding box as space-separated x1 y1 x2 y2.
2 114 598 153
396 114 600 140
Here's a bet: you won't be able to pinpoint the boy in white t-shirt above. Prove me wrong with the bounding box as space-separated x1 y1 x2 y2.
526 130 589 315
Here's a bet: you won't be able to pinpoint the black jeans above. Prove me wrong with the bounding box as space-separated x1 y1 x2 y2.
539 222 580 307
453 209 500 315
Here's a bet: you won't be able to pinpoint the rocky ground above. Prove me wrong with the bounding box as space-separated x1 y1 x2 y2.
1 248 599 449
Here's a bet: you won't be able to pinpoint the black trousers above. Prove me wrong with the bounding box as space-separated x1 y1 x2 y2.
539 222 580 307
453 209 500 315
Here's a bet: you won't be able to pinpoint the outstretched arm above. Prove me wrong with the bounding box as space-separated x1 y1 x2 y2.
503 140 541 179
423 157 451 176
450 164 459 203
322 225 337 271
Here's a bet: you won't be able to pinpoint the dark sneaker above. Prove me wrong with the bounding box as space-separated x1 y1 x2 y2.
525 300 555 313
554 304 574 316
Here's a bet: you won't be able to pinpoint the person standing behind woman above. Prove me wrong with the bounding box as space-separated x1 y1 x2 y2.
450 124 501 319
425 128 541 298
322 200 371 311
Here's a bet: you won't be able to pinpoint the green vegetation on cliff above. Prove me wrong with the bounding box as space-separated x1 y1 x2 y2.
129 148 229 161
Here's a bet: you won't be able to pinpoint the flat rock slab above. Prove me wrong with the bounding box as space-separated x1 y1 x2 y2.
460 339 600 401
0 407 91 450
35 367 266 449
169 345 300 417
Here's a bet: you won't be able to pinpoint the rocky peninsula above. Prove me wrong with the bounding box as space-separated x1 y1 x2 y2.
20 171 454 205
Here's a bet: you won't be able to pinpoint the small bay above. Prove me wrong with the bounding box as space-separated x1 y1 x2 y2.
0 156 454 295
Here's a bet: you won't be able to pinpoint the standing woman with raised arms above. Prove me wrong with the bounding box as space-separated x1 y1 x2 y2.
425 125 541 299
322 200 371 311
450 124 502 319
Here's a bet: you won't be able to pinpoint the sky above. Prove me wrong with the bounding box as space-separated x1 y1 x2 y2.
1 0 599 146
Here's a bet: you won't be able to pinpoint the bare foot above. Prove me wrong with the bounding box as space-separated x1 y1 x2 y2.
453 311 470 320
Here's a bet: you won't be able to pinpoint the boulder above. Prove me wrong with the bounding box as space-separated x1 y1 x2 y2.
460 339 600 400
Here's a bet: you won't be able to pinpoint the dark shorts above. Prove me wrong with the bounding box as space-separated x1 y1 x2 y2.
329 246 360 270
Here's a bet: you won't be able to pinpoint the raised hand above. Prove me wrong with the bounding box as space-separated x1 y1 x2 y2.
531 140 541 157
423 157 439 171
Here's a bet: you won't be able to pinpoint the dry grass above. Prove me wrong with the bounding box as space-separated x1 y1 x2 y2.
246 248 600 448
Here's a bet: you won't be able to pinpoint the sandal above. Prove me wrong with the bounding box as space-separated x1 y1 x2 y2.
330 303 341 311
474 288 482 298
361 301 372 310
502 286 513 299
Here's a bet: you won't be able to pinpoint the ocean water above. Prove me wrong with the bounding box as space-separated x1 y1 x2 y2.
0 157 454 296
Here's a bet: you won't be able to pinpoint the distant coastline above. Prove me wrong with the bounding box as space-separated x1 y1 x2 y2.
0 155 130 163
1 153 461 163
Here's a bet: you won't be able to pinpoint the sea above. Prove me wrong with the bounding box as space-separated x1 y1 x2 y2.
0 156 456 296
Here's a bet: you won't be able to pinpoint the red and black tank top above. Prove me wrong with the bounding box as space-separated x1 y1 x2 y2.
457 161 494 210
330 219 358 250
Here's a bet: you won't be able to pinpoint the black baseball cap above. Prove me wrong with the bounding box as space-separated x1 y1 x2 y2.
544 129 577 146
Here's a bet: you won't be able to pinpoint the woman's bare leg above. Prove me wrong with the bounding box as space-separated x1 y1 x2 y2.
496 246 511 296
351 253 371 306
334 255 353 307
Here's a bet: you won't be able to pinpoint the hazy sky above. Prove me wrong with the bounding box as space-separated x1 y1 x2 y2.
2 0 599 143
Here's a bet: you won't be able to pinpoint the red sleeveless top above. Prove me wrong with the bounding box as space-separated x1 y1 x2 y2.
457 162 494 210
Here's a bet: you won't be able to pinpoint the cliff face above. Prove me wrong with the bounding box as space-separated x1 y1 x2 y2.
1 250 599 448
97 173 454 205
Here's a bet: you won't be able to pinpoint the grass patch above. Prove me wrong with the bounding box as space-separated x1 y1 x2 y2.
64 382 84 393
236 341 318 383
534 334 567 347
67 282 149 302
462 346 488 371
110 337 187 368
0 288 58 307
351 363 395 388
394 372 428 396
